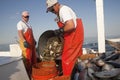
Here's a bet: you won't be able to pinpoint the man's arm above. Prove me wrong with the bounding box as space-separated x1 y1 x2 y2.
18 30 25 41
63 19 75 33
18 30 29 48
54 19 75 36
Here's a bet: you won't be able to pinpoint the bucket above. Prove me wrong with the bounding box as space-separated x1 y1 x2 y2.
37 30 63 60
32 61 58 80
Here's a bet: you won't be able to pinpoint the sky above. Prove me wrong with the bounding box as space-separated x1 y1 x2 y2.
0 0 120 44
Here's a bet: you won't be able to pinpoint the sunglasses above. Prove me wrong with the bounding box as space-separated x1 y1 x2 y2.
48 4 56 13
48 6 55 13
50 8 55 12
23 16 29 18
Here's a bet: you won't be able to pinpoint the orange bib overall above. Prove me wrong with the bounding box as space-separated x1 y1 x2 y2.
57 18 84 76
19 28 37 75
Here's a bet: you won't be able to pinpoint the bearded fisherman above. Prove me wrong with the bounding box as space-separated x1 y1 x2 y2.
17 11 37 78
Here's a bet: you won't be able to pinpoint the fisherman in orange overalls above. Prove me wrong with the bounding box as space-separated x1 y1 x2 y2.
46 0 84 79
17 11 37 78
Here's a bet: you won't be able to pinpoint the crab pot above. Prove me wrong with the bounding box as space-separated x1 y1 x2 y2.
32 61 58 80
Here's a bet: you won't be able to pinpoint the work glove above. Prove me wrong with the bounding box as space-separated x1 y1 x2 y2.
23 41 29 48
54 28 64 36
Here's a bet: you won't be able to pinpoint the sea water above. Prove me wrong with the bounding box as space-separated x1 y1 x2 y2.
0 42 115 52
0 44 10 51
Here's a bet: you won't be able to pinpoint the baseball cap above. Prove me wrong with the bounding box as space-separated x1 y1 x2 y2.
46 0 58 12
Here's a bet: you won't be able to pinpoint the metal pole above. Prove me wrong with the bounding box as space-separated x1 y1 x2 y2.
96 0 106 53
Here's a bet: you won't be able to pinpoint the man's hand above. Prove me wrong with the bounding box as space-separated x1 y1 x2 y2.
34 40 37 45
23 41 29 48
54 28 64 36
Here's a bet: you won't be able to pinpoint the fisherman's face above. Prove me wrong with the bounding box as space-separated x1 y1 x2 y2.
22 15 29 22
48 7 55 13
49 3 59 14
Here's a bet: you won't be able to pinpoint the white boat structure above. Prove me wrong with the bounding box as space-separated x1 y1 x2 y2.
0 44 29 80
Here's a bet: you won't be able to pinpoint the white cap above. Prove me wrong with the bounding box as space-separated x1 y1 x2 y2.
21 11 29 16
46 0 58 8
